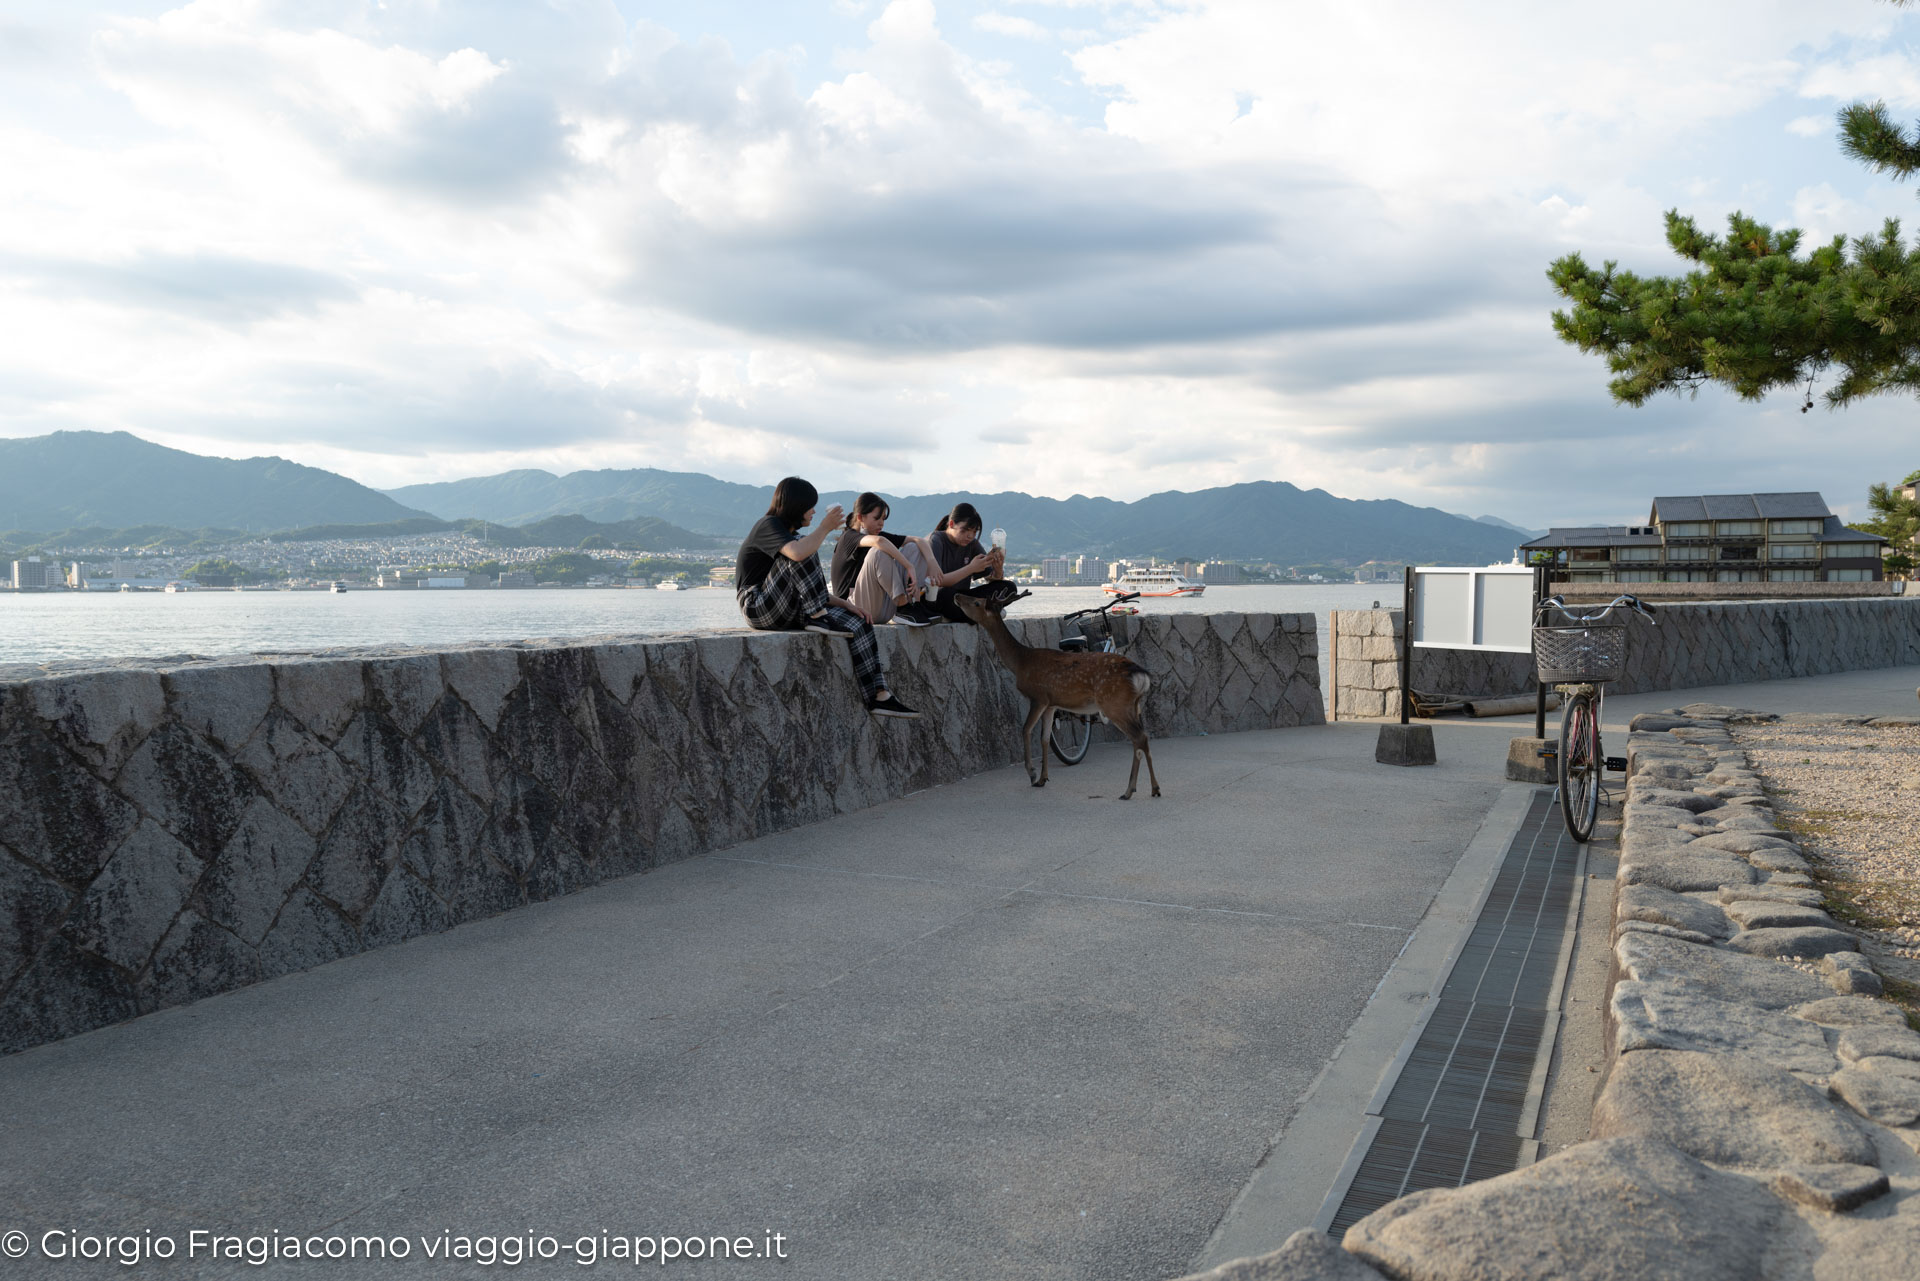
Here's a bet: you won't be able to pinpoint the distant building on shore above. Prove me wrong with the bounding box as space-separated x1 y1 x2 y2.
1197 561 1243 584
1520 492 1885 584
11 556 51 590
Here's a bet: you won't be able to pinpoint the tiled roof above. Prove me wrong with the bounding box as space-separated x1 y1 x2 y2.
1822 516 1888 544
1519 527 1664 550
1649 492 1831 522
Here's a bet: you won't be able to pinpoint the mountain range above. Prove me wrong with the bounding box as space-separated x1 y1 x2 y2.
0 431 423 532
1 431 1534 566
387 469 1528 564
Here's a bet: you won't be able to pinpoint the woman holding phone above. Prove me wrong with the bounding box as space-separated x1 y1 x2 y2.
925 501 1004 623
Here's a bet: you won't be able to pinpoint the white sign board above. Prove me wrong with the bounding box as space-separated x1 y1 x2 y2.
1409 566 1535 653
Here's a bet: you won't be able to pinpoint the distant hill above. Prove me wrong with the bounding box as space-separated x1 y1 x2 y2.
0 431 429 533
467 514 724 551
1465 513 1545 540
389 469 1526 566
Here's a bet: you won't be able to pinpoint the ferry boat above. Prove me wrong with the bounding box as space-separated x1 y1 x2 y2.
654 580 683 591
1105 566 1204 597
163 581 192 593
329 581 349 593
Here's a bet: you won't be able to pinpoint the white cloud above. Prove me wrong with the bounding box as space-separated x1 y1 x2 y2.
0 0 1916 529
1787 113 1829 136
974 13 1051 40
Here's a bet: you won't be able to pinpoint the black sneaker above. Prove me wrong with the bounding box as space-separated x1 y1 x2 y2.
805 616 857 638
892 604 936 627
867 695 922 719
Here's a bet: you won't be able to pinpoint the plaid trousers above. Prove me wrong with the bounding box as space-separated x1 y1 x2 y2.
739 555 886 698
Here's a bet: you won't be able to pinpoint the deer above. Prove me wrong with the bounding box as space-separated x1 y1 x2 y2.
954 591 1161 800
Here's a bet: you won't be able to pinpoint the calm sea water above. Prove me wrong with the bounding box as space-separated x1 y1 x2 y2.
0 584 1390 687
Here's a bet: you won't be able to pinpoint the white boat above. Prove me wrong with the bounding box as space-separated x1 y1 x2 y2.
654 580 683 591
329 581 348 593
1105 566 1205 597
164 581 192 593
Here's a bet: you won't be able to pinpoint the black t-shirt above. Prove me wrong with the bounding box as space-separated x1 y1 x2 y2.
831 528 907 597
929 529 987 584
736 514 799 594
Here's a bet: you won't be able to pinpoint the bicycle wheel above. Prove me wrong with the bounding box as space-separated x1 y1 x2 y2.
1050 711 1092 765
1558 693 1601 843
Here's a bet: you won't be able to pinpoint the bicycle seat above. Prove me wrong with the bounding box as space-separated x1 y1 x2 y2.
1059 636 1090 652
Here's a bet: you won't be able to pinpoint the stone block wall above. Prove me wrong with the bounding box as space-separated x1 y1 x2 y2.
1330 598 1920 719
0 613 1322 1055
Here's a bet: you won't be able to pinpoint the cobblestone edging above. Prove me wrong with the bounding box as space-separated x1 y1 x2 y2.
1177 704 1920 1281
0 613 1323 1057
1330 598 1920 719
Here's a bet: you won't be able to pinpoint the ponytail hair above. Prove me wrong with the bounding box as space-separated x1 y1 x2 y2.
768 477 818 529
943 502 982 536
846 491 889 530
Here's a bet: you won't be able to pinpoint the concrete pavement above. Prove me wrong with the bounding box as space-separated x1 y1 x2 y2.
1 720 1517 1280
3 664 1913 1280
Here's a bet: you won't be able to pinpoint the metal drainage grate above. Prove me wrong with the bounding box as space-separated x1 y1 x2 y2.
1326 790 1582 1237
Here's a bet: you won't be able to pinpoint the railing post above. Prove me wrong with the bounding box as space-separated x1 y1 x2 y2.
1533 564 1547 740
1400 565 1413 725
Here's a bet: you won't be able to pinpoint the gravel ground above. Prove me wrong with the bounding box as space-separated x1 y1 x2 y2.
1729 718 1920 968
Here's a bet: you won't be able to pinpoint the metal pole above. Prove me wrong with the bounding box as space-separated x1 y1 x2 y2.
1400 565 1414 725
1533 563 1547 740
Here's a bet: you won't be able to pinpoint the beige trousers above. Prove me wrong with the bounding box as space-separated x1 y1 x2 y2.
850 541 930 623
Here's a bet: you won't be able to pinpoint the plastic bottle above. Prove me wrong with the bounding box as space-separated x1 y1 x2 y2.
990 526 1006 552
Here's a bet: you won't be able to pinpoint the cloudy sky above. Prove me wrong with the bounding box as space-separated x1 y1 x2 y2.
5 0 1919 525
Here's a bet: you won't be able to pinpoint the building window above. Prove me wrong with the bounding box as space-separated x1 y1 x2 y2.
1768 520 1822 535
1769 569 1817 582
1716 521 1764 536
1824 543 1879 558
1665 546 1711 561
1716 569 1764 582
1828 569 1875 582
1719 545 1759 561
1616 570 1659 582
1663 522 1711 537
1769 544 1816 560
1570 548 1610 562
1616 547 1660 562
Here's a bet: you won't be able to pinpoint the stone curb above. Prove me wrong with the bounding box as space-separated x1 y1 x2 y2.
1173 701 1920 1281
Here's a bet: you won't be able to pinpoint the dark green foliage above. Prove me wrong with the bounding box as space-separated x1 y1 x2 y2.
1550 2 1920 410
184 557 267 585
1548 211 1920 408
267 518 455 542
1860 477 1920 555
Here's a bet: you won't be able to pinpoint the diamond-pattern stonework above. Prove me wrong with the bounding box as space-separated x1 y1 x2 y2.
0 614 1318 1054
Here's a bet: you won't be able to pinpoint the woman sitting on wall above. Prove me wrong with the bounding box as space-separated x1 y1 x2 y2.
736 477 921 719
926 501 1005 623
830 492 939 628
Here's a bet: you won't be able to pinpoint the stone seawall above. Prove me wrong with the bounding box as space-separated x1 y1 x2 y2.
0 613 1322 1055
1330 598 1920 719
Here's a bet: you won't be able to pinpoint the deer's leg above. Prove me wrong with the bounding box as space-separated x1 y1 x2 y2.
1139 733 1160 798
1038 709 1053 788
1022 701 1048 786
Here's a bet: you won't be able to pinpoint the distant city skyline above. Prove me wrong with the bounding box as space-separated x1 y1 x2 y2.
4 1 1919 526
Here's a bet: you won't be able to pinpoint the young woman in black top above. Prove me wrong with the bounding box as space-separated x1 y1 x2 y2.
925 501 1004 623
735 477 920 718
830 492 939 627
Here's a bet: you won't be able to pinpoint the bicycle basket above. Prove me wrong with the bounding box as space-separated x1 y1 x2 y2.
1532 624 1627 684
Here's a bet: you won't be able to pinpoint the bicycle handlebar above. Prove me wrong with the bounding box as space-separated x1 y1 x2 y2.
1062 591 1139 621
1536 593 1658 626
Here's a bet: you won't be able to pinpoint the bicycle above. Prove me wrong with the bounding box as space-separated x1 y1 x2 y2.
1533 593 1656 843
1049 591 1142 765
